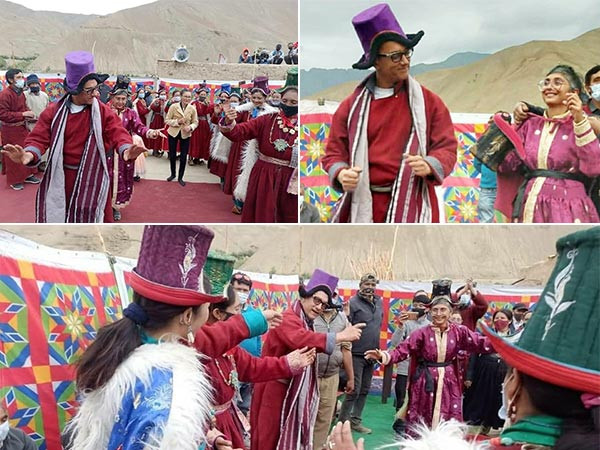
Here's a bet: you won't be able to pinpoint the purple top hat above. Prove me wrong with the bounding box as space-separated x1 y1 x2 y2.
129 225 224 306
251 76 270 96
299 268 339 302
351 3 424 70
63 51 109 94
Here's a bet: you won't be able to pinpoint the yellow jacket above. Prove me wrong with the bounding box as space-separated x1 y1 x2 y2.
165 102 199 139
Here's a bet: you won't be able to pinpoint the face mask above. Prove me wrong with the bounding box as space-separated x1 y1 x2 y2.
237 291 249 304
138 92 145 99
498 374 520 428
173 96 181 102
494 319 510 331
412 307 426 317
30 86 40 94
15 79 25 89
279 103 298 117
159 94 167 101
359 287 375 299
590 84 600 101
0 420 9 442
458 294 472 309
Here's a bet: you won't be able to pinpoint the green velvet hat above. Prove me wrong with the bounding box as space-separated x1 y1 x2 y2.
484 227 600 394
277 67 298 94
204 250 237 295
230 86 242 100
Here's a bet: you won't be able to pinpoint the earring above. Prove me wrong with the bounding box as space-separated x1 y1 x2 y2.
187 325 195 344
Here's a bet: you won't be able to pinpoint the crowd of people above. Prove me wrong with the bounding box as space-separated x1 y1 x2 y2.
319 2 599 224
0 51 299 223
238 42 298 65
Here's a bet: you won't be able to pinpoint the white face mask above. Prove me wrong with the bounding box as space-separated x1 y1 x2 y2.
159 94 167 101
458 294 472 309
0 420 10 442
591 84 600 101
173 96 181 102
237 291 249 304
138 92 145 99
15 79 25 89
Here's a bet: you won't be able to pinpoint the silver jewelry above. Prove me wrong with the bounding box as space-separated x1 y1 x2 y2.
187 325 195 344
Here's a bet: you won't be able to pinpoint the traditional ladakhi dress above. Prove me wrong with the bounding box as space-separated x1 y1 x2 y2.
497 112 600 222
203 321 305 448
67 310 267 450
148 99 169 152
385 323 494 430
250 301 336 450
113 107 150 207
23 97 132 222
221 111 298 223
0 86 37 186
209 110 230 181
189 101 213 163
132 96 150 148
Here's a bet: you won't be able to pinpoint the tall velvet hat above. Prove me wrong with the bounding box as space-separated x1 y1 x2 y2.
197 82 210 94
299 268 339 303
276 67 298 94
110 74 132 96
483 227 600 395
216 83 232 98
204 250 237 295
432 278 452 298
129 225 224 306
63 51 109 94
351 3 424 70
251 76 270 96
230 86 242 100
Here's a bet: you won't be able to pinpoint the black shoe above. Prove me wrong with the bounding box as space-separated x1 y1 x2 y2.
178 179 186 187
167 175 175 182
133 176 141 182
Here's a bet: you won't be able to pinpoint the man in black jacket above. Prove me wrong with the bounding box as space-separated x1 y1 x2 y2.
337 273 383 434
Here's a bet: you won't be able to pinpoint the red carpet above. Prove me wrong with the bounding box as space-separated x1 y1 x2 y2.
0 179 242 223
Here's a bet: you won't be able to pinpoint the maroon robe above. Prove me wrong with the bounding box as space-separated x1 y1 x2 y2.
223 110 250 196
323 79 457 222
24 100 133 222
221 112 298 223
148 99 169 151
250 308 332 450
203 321 294 449
388 323 493 430
133 98 150 148
189 101 212 161
0 86 36 186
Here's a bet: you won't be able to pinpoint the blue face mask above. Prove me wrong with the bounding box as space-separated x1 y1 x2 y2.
138 92 146 99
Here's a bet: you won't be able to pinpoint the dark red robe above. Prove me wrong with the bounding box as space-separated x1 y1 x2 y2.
209 111 228 179
24 100 133 222
148 99 169 151
250 309 329 450
322 80 457 222
0 86 36 186
221 112 298 223
189 101 213 161
133 98 150 148
223 110 250 196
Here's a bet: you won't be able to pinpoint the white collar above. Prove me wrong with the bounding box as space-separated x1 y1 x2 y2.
69 103 86 114
373 86 395 100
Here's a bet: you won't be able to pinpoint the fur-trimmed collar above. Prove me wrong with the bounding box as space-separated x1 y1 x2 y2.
235 101 278 115
67 341 212 450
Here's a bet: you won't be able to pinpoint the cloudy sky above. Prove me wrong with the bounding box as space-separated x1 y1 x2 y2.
301 0 599 69
12 0 156 15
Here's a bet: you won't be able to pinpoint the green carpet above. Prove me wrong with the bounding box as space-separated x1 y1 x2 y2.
340 394 399 448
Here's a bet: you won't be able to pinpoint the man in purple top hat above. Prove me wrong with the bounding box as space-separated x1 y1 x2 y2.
323 3 457 224
251 269 366 450
1 51 147 223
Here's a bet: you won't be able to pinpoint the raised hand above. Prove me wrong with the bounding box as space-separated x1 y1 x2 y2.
337 323 365 343
564 92 584 123
224 108 237 124
123 144 147 161
1 144 33 165
262 309 283 329
513 101 529 125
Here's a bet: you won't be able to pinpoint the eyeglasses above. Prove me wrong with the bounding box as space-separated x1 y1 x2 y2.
232 273 251 283
311 295 329 309
377 48 413 63
537 78 567 91
82 85 102 95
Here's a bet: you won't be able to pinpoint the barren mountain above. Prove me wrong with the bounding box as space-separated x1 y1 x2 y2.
0 0 97 58
308 29 600 113
11 0 296 76
0 225 591 285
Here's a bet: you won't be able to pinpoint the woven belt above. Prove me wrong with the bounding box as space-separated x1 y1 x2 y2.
370 184 393 193
258 152 291 167
64 163 80 170
198 116 208 121
213 399 232 415
2 121 26 127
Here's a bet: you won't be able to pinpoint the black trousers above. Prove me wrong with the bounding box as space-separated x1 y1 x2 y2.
168 132 190 180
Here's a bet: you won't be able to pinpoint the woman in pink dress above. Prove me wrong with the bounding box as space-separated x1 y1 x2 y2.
497 65 600 223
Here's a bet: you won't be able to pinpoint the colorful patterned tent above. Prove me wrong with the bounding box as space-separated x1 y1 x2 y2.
300 103 503 223
0 233 123 450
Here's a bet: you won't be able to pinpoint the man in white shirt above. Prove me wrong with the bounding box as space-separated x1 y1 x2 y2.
24 74 50 170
